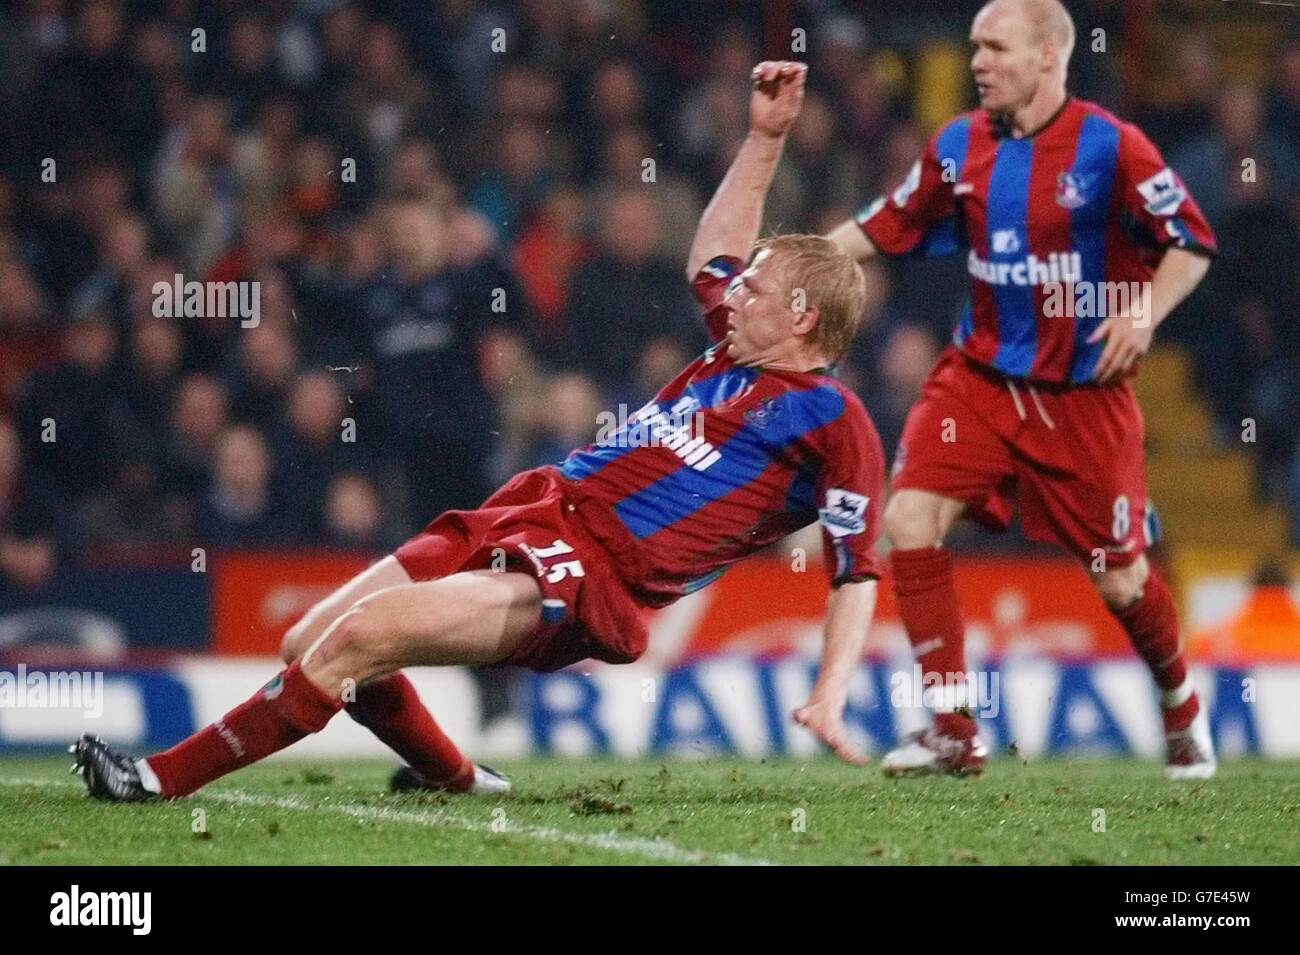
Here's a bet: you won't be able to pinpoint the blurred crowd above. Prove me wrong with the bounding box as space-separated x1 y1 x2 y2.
0 0 1297 593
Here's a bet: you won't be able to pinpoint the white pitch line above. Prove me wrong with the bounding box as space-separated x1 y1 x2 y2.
0 777 773 867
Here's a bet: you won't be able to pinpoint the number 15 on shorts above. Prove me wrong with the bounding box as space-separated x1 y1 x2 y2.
521 539 586 582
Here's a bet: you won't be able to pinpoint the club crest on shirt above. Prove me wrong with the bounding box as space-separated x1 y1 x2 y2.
1055 170 1090 209
743 395 781 429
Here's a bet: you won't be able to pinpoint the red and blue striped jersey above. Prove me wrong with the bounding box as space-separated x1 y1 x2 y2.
857 97 1217 383
557 255 885 607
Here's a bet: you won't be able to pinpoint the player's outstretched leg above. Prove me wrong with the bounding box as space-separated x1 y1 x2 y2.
1092 554 1215 780
879 489 988 777
280 556 495 793
71 570 542 801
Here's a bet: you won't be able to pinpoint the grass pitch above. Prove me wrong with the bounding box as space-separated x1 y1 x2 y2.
1 756 1297 865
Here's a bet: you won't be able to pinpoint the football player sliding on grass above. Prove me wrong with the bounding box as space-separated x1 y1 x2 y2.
73 60 889 801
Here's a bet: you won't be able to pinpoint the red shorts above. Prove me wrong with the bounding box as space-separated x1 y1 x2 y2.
393 468 648 672
892 348 1151 568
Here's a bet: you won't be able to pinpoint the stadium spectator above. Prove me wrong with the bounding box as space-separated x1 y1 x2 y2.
563 190 704 396
227 321 298 432
0 1 1291 565
511 182 592 345
27 0 157 178
1173 82 1296 229
1264 36 1300 156
315 3 367 99
590 123 701 262
346 194 525 524
152 96 240 277
854 322 941 468
275 370 361 537
674 26 755 174
627 336 694 409
230 97 303 221
0 416 63 592
332 21 442 171
17 306 131 499
122 313 183 441
480 328 550 486
69 211 152 331
1177 82 1300 453
766 89 869 239
207 10 279 128
467 120 557 245
385 136 456 207
517 371 603 472
0 257 58 415
160 372 228 501
195 424 288 547
1137 32 1217 158
80 437 189 551
322 472 400 553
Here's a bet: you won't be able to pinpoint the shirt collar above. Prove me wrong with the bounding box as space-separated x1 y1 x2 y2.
991 95 1072 140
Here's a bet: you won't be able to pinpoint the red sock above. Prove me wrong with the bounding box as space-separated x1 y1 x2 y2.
891 547 974 739
147 661 342 797
1160 691 1200 735
347 673 474 790
1111 569 1198 732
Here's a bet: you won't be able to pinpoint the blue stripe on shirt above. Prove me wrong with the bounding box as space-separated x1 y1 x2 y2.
560 365 759 479
613 383 846 539
914 117 974 259
986 137 1038 376
1067 114 1121 383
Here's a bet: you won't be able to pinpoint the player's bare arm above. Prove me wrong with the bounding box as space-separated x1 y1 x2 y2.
1088 247 1213 383
685 61 807 279
794 577 878 765
824 218 878 263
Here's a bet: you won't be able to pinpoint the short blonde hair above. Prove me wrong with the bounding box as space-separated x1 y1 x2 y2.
753 233 868 362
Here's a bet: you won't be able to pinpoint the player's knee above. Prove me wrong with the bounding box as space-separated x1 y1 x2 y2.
282 601 331 664
884 494 941 549
308 602 382 674
281 619 311 664
1092 557 1148 611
